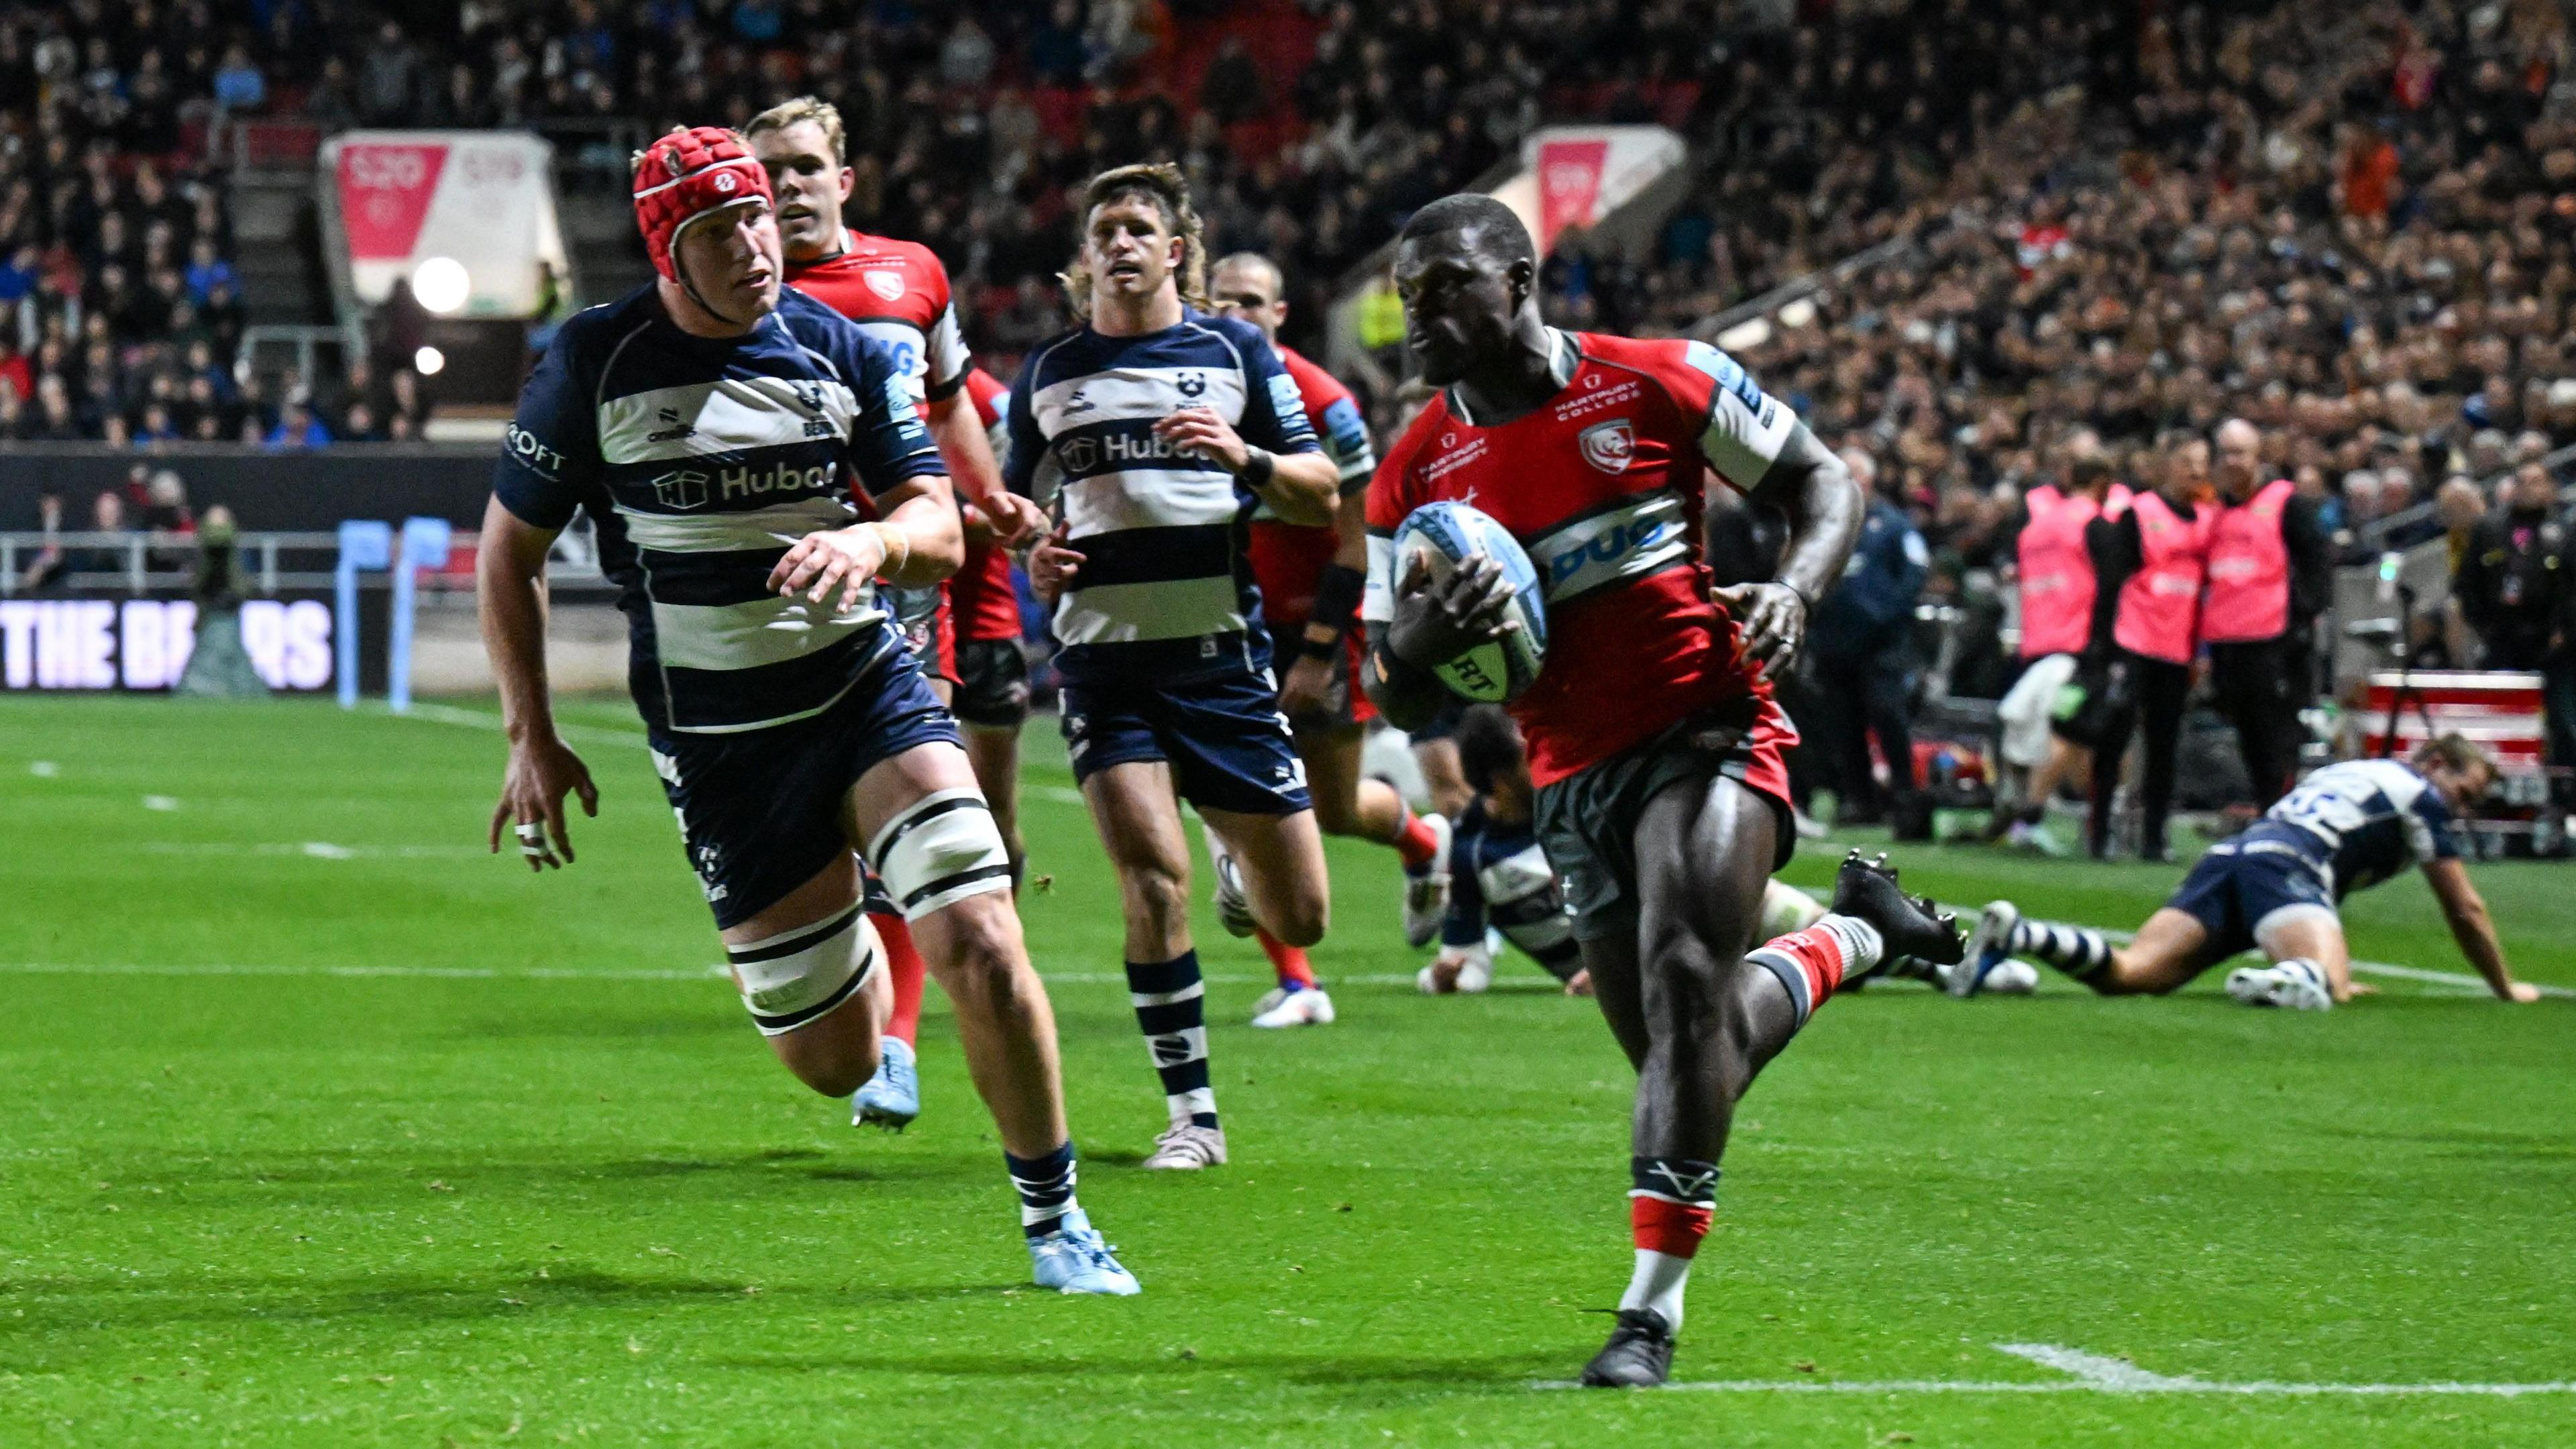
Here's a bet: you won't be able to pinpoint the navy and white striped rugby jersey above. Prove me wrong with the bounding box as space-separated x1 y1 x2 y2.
1002 308 1320 680
2251 759 2464 898
494 284 943 735
1440 798 1580 975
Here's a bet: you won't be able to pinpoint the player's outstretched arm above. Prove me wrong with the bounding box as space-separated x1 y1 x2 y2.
1721 421 1861 677
477 495 597 871
2422 857 2542 1002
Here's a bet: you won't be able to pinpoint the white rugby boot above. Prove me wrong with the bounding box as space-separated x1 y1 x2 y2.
1946 900 2022 998
2226 959 2333 1011
1250 985 1335 1028
1026 1208 1141 1296
1141 1121 1228 1171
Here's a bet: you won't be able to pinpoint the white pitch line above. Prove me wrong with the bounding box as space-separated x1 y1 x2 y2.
136 841 488 860
1996 1342 2200 1389
1933 900 2576 1001
392 701 1091 804
394 700 653 751
1538 1343 2576 1396
0 961 1442 989
0 962 729 982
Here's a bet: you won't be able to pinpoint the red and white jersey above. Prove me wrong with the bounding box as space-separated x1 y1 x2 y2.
1364 329 1796 787
784 233 971 409
1248 343 1377 621
951 366 1024 643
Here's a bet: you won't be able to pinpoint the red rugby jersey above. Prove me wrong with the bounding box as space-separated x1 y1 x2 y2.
1363 330 1796 787
783 234 971 407
1246 343 1377 625
949 366 1024 643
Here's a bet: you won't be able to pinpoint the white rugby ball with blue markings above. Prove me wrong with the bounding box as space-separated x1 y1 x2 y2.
1391 501 1548 703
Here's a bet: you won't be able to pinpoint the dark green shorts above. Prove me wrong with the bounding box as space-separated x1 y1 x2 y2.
1532 698 1796 943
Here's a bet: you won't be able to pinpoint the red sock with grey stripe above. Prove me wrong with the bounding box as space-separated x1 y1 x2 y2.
1743 916 1884 1029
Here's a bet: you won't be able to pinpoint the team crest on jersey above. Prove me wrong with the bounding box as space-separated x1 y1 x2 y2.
864 269 906 301
651 469 710 510
1578 419 1635 474
1177 372 1206 398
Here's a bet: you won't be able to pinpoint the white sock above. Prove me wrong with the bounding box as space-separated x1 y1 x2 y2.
1617 1248 1693 1330
1817 913 1884 975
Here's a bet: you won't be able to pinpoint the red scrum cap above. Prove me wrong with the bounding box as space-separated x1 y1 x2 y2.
631 125 771 282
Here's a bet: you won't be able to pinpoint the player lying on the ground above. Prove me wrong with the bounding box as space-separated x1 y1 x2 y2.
477 127 1136 1295
748 96 1049 1135
1417 704 1834 998
1358 193 1964 1387
1208 250 1453 1029
1016 163 1341 1171
1953 736 2542 1008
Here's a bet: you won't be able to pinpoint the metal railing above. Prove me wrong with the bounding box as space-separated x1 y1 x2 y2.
1 530 342 596
2355 440 2576 552
0 530 607 597
237 323 370 388
1692 232 1921 344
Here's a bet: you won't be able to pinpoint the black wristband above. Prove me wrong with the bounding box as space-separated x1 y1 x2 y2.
1308 563 1365 639
1242 447 1275 490
1296 630 1343 662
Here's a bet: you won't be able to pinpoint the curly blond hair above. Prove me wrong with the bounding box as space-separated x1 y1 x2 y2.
1061 162 1208 321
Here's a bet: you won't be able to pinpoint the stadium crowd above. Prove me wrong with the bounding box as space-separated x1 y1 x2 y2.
1723 0 2576 584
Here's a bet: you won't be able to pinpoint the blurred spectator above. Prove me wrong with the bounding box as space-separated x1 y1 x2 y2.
264 394 331 449
1807 447 1931 827
212 44 266 111
2455 462 2569 672
2436 474 2489 572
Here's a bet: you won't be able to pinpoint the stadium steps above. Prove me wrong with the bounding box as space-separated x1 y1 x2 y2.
561 189 654 308
229 171 334 327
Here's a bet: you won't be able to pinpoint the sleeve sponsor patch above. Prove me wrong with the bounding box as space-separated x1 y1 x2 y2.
1684 339 1767 415
1268 371 1304 421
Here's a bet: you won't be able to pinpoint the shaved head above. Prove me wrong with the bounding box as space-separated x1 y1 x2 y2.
1391 194 1544 388
2214 417 2263 499
1397 193 1536 270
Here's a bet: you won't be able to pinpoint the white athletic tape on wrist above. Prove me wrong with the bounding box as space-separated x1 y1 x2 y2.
726 902 881 1036
867 788 1013 920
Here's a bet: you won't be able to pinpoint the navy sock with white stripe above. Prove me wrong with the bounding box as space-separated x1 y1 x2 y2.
1127 951 1218 1128
1004 1141 1079 1239
2011 918 2112 979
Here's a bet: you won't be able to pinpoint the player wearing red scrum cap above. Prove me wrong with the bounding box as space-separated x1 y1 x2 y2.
745 96 1049 1136
476 126 1136 1295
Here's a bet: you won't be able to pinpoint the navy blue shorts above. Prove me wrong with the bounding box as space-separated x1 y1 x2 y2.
651 647 961 930
1060 664 1311 816
2164 831 2337 968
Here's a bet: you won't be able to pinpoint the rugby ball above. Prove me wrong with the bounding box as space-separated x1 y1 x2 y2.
1391 500 1548 703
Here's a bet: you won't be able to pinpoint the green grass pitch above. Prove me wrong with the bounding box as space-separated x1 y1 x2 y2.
5 695 2574 1446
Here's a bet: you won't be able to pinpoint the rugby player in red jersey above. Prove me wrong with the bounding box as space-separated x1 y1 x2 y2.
1206 252 1450 1028
951 366 1035 886
748 97 1045 1135
1360 195 1962 1386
